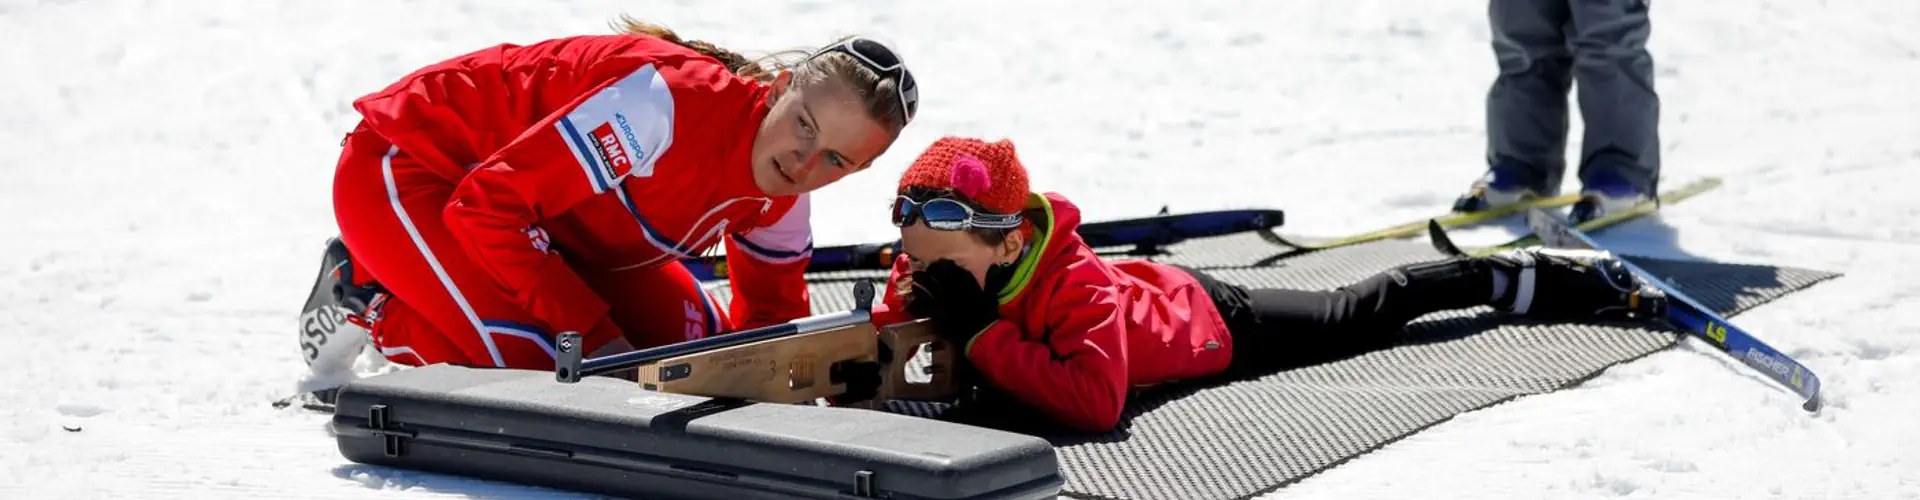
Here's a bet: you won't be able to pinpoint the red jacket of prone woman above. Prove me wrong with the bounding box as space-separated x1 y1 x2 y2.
351 34 814 337
875 192 1235 431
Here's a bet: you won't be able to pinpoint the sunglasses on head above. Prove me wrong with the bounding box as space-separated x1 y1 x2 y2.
811 37 918 125
891 196 1022 231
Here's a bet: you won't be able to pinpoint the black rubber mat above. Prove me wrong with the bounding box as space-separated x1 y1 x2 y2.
703 233 1839 500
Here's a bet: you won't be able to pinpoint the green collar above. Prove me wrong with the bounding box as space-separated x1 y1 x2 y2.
995 193 1054 304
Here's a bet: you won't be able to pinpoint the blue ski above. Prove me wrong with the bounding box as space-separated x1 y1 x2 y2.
1521 208 1823 412
683 208 1285 281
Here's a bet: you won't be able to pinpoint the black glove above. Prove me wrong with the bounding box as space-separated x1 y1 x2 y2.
825 361 882 406
905 259 1000 348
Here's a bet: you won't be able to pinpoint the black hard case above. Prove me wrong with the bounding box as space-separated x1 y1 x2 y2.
331 364 1063 500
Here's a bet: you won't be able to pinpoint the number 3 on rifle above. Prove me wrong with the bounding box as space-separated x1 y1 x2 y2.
1705 322 1728 345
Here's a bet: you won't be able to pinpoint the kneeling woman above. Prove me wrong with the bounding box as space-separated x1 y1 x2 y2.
870 136 1662 432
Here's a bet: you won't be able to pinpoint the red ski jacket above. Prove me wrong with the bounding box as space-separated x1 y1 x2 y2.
351 34 813 339
874 192 1235 431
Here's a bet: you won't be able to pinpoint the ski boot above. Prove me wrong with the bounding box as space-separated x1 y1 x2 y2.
298 237 386 382
1568 185 1653 225
1452 161 1556 213
1484 246 1667 321
1568 165 1656 225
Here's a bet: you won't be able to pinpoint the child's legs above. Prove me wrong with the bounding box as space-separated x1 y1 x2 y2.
333 128 617 368
585 261 733 350
1178 260 1498 376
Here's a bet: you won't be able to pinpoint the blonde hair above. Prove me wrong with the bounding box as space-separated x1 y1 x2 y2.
612 15 910 132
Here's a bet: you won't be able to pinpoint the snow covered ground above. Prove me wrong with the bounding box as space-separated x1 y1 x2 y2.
4 0 1918 498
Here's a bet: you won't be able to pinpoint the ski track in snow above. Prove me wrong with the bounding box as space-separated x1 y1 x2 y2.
4 0 1918 498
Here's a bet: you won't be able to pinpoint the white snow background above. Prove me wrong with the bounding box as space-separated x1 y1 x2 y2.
3 0 1918 498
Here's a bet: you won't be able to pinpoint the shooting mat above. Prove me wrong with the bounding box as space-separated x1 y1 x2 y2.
704 232 1839 500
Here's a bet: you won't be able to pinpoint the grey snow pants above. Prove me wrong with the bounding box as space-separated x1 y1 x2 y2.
1485 0 1660 195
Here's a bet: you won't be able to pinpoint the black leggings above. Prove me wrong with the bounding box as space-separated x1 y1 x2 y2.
1176 259 1499 376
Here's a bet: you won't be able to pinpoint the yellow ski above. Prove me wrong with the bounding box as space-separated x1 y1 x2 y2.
1259 192 1586 256
1432 176 1724 258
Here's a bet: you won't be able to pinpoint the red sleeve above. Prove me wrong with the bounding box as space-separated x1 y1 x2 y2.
441 50 733 338
721 195 815 329
964 260 1131 431
870 254 916 327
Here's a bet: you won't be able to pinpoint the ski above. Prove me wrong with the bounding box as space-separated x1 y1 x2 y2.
1257 193 1587 257
683 208 1286 281
1437 177 1723 258
683 240 897 282
1518 207 1822 412
1077 208 1286 252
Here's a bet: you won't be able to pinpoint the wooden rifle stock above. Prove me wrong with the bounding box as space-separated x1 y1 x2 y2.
554 280 960 407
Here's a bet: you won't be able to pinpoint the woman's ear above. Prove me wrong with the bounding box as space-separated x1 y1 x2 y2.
768 71 794 100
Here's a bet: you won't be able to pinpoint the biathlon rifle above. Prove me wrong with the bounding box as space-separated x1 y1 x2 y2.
553 281 959 408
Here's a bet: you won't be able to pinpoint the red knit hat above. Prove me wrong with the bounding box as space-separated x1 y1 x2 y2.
897 136 1031 215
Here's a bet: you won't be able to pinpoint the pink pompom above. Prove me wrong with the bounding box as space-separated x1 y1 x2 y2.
949 154 992 199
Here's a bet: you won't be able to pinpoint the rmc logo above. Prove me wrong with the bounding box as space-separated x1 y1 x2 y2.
590 119 633 177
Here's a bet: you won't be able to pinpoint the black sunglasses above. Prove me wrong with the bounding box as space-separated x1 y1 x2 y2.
811 37 918 125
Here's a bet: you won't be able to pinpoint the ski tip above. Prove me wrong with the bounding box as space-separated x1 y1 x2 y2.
1522 208 1571 247
1256 229 1306 250
1425 219 1464 256
1800 379 1824 413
